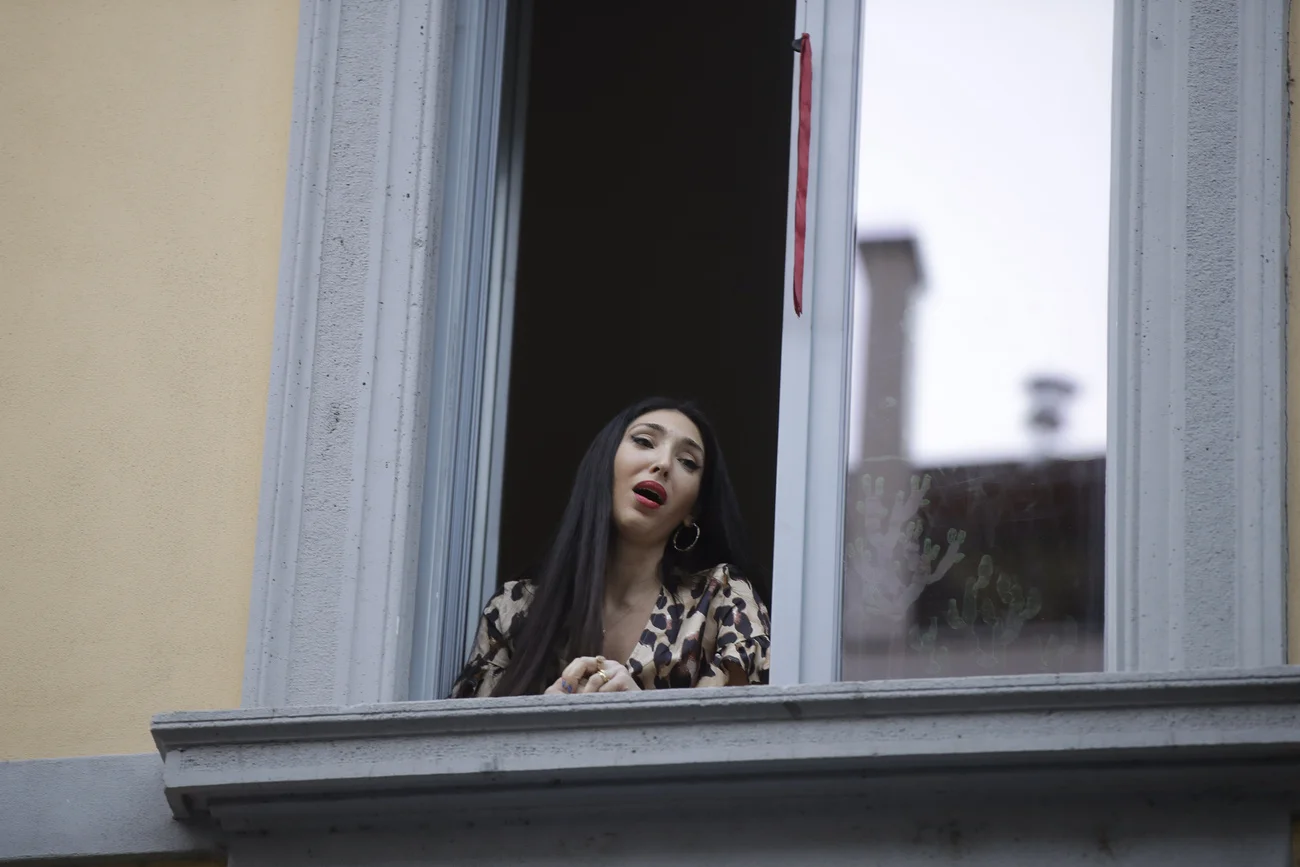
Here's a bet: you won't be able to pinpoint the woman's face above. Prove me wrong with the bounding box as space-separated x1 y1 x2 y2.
610 409 705 547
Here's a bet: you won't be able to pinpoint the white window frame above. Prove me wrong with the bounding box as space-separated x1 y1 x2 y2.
407 0 530 702
241 0 1288 709
768 0 863 686
778 0 1291 683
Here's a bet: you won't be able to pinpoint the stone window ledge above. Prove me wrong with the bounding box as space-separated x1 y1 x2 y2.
152 669 1300 830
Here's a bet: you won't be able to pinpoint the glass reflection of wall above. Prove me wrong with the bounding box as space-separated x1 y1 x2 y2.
841 0 1111 681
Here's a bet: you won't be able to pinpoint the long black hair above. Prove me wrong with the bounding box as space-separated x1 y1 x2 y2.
490 396 762 696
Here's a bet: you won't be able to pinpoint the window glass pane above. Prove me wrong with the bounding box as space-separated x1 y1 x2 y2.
841 0 1111 680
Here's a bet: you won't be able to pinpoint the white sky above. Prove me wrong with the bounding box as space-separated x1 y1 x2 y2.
854 0 1114 466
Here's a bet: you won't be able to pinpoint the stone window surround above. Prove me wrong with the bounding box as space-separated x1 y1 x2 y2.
243 0 1290 707
222 0 1291 821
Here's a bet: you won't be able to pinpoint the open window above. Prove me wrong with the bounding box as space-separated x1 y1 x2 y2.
218 0 1286 728
496 2 796 612
413 0 1119 698
411 0 801 698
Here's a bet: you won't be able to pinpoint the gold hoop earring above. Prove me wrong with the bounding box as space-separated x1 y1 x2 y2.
673 522 701 553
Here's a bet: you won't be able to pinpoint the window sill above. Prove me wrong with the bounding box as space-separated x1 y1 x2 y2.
152 668 1300 830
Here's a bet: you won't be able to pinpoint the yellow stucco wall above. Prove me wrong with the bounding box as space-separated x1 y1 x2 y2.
0 0 297 760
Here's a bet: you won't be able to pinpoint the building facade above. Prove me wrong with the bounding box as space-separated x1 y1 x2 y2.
3 0 1300 864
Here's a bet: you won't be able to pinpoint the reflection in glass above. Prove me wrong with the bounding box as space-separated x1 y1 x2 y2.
840 0 1111 680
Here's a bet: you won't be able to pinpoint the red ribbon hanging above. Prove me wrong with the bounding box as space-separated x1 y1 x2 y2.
793 33 812 317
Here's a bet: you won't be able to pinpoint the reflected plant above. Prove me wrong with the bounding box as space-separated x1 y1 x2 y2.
944 555 1043 669
844 473 966 625
1038 616 1079 671
908 616 948 674
844 472 1072 676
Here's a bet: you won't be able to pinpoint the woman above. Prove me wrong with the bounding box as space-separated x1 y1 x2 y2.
452 397 771 697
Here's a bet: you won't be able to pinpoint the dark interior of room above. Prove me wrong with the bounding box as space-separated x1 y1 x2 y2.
496 2 797 589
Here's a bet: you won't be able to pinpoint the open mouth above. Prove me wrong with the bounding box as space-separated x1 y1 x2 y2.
633 480 667 509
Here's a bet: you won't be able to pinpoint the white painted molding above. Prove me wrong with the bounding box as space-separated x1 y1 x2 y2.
1234 0 1290 668
243 0 337 708
244 0 456 707
409 0 516 703
1106 0 1289 671
770 0 863 686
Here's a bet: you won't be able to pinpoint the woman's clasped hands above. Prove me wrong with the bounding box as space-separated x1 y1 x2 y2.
543 655 641 695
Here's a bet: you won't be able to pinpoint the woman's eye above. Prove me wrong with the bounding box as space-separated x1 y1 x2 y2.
632 435 653 448
679 457 700 472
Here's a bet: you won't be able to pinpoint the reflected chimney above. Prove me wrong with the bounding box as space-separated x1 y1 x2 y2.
842 234 926 663
1026 374 1078 459
854 235 924 474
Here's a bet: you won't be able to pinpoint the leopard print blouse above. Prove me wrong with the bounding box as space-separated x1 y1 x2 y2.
451 563 771 697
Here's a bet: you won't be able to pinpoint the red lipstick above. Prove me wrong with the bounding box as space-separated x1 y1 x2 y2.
633 480 667 509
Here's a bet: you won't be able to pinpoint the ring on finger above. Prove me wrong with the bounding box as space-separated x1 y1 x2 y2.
591 670 609 686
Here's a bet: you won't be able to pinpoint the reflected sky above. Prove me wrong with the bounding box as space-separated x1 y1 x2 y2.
854 0 1113 466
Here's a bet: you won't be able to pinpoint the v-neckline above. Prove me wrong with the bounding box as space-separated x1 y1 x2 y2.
615 583 671 669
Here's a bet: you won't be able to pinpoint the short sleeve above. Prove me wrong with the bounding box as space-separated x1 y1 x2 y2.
696 570 771 687
449 580 532 698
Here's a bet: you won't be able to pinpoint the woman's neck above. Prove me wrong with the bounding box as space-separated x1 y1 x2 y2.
604 540 662 606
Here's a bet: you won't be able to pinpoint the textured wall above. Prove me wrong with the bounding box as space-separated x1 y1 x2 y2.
0 0 297 758
1290 0 1300 666
0 753 216 861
